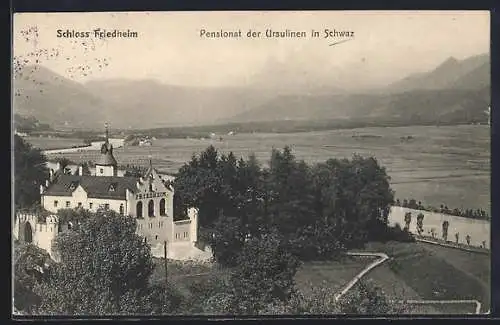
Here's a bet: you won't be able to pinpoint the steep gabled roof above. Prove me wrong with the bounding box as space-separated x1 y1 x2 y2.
43 174 138 199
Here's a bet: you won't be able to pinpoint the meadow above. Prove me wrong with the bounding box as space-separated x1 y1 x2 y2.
23 136 86 150
40 125 490 213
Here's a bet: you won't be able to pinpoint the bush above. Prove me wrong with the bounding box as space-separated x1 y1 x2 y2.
371 222 415 243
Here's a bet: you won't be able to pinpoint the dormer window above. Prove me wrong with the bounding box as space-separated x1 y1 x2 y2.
109 183 117 192
69 181 78 191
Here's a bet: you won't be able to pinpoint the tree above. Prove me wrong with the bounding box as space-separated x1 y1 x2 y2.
318 155 394 246
408 199 418 210
174 146 225 229
266 147 316 238
404 212 412 231
32 210 159 315
209 214 247 267
14 135 48 209
416 213 424 235
13 241 51 313
229 231 301 314
442 220 449 241
54 157 72 171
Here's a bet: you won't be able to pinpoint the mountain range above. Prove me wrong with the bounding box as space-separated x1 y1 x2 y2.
13 53 490 130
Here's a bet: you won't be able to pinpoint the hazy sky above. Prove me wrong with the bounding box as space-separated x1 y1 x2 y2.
13 11 490 88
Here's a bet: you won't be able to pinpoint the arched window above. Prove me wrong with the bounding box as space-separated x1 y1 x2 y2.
136 201 143 218
119 204 124 215
159 198 166 216
148 200 154 217
24 223 33 244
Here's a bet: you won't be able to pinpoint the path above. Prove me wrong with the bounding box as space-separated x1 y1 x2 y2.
334 252 389 301
416 238 489 255
333 250 484 314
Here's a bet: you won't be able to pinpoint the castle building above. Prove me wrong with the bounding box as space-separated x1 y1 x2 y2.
14 124 208 261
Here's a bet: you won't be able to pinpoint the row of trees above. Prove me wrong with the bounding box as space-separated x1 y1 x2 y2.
403 212 483 247
173 145 401 266
395 198 490 220
14 114 52 133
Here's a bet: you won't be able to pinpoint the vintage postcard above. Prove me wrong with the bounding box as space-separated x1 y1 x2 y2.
12 11 491 316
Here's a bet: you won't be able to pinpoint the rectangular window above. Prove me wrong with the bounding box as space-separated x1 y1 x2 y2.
78 202 82 208
104 203 110 210
89 202 93 209
54 200 58 207
100 168 104 174
65 201 70 208
184 232 188 238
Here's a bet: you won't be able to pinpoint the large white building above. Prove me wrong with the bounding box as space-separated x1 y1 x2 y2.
14 125 209 260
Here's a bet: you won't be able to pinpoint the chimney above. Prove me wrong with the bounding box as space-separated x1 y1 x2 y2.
45 179 50 187
56 162 61 171
49 169 54 181
79 165 83 175
40 184 45 194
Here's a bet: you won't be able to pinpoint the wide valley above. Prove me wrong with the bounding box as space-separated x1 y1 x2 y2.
33 124 490 216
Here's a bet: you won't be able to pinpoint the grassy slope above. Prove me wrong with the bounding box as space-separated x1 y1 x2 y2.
294 256 376 296
147 242 490 315
363 241 490 313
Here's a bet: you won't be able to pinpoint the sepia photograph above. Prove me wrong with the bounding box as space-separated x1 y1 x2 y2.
12 11 491 316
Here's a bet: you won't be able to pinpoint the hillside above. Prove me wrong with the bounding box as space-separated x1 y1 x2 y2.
13 65 107 129
228 53 490 125
388 54 489 92
12 53 490 130
83 79 276 129
229 88 490 124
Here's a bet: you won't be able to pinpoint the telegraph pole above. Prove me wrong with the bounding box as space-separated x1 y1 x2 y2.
164 240 168 287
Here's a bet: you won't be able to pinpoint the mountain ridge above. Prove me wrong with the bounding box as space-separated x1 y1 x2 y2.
13 52 490 130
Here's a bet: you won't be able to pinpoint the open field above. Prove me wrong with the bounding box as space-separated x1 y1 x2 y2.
35 125 490 213
23 136 86 150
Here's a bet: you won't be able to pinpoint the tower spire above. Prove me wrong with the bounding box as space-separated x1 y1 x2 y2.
104 122 109 142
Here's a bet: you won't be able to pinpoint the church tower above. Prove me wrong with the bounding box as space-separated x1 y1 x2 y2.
95 123 118 177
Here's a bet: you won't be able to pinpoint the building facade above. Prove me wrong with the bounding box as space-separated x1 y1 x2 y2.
14 125 207 260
